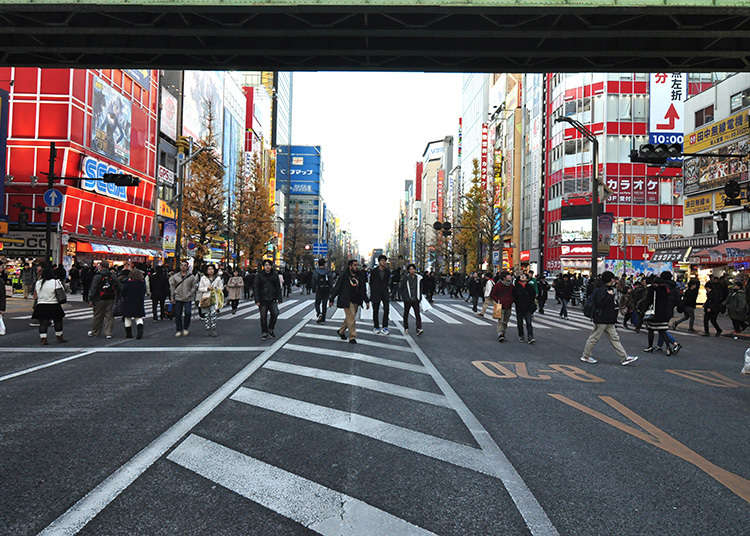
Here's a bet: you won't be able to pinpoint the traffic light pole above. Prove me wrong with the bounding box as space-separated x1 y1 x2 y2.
45 142 56 262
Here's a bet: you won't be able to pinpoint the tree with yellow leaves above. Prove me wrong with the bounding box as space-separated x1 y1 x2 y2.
455 158 498 271
233 152 275 268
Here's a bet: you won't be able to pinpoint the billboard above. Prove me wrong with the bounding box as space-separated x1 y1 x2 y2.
276 145 321 196
0 89 8 219
561 219 591 243
80 155 128 202
160 89 178 141
183 71 224 152
649 72 686 149
683 138 750 195
90 76 132 165
685 108 750 153
125 69 151 89
480 123 489 190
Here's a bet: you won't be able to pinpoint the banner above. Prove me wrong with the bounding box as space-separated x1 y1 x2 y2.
437 170 444 221
162 219 177 251
480 123 489 190
683 138 750 195
685 108 750 153
276 145 321 196
125 69 151 89
597 213 614 255
90 76 131 165
160 89 178 141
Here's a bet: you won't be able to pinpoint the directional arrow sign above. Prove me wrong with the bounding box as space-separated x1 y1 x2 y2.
656 103 680 131
43 188 63 207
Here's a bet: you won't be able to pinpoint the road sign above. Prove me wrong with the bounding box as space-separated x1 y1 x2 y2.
312 241 328 255
43 188 63 207
492 250 500 264
44 206 61 213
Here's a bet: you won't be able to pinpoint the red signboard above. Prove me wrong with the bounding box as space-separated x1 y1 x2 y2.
480 123 489 190
415 161 423 201
561 244 592 257
520 250 530 262
437 169 445 221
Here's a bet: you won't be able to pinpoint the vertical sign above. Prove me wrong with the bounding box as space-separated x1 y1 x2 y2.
480 123 489 190
457 117 463 167
649 72 687 146
597 213 614 255
437 170 444 221
0 89 9 220
415 161 423 201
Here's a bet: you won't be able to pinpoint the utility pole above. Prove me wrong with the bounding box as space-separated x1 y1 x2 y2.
45 142 56 262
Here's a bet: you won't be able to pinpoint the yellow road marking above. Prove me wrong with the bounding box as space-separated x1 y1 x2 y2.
666 369 750 388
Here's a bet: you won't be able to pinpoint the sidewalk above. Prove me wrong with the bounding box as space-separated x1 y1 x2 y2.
3 293 85 314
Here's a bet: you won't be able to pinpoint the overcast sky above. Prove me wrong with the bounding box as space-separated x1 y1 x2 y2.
291 71 461 256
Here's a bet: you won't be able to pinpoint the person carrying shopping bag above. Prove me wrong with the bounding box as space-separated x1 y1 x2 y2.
33 263 67 345
197 264 223 337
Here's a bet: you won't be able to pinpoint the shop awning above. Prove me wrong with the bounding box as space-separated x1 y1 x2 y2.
76 241 161 257
689 241 750 265
650 247 691 263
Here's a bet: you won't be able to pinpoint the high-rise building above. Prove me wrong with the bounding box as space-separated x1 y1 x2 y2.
276 145 324 242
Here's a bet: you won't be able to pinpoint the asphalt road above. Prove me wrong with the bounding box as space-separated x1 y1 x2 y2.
0 290 748 536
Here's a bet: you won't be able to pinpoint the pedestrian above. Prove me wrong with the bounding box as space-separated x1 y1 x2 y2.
254 259 283 340
69 263 80 294
724 280 748 339
226 269 244 314
0 260 6 336
400 263 424 336
557 273 572 318
513 273 537 344
121 268 146 339
149 265 170 321
671 278 698 332
169 260 198 337
312 258 333 324
490 271 514 342
33 263 67 345
81 263 94 302
88 261 121 340
197 264 223 337
21 263 35 299
643 271 681 355
537 274 549 314
423 271 435 303
390 267 401 300
243 269 254 300
703 277 724 337
468 271 483 312
580 271 639 366
477 272 495 317
329 259 370 344
369 254 391 334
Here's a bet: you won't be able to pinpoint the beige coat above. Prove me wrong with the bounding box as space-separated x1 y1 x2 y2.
226 276 244 300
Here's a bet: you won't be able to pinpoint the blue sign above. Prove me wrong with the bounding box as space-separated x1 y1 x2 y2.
43 188 63 207
276 145 321 196
80 155 128 202
313 241 328 255
648 133 684 162
492 250 500 264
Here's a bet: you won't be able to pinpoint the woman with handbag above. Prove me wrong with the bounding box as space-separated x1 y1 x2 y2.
33 263 67 345
643 272 681 355
197 264 224 337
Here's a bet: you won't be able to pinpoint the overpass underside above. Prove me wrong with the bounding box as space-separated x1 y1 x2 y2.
1 3 750 71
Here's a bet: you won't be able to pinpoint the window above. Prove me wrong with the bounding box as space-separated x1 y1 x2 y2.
730 88 750 112
695 105 714 128
694 217 714 235
633 95 648 121
731 211 750 231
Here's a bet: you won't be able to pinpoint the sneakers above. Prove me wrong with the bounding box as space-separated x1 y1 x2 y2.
374 328 383 335
381 327 390 336
621 355 639 366
580 356 598 364
269 331 276 338
175 331 182 337
105 335 112 340
527 338 536 344
665 345 673 356
88 330 95 337
182 329 189 337
476 312 484 318
416 328 424 336
518 337 526 343
261 332 268 340
671 342 682 355
643 346 655 353
497 334 505 343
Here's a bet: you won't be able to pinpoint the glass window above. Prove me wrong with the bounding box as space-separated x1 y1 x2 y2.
619 136 632 162
695 105 714 127
730 89 750 112
633 95 648 121
606 136 618 162
564 100 577 117
592 95 604 123
619 95 632 120
607 95 618 120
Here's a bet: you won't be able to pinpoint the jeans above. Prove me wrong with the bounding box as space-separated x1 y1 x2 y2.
230 299 239 312
403 300 422 330
39 316 63 338
516 310 534 339
648 329 676 347
673 306 695 330
538 295 547 313
582 323 627 361
315 289 330 317
174 300 192 332
259 301 279 333
704 310 721 334
372 297 390 329
496 307 512 335
559 298 569 318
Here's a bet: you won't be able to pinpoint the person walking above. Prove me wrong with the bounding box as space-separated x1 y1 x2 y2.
69 263 81 295
197 264 223 337
243 269 254 300
537 274 549 314
702 277 724 337
671 278 698 332
226 270 244 314
169 260 197 337
121 268 146 339
400 263 424 336
369 254 391 334
21 263 35 299
643 272 681 355
0 260 6 336
81 263 94 302
88 261 121 340
149 266 170 321
468 272 483 312
312 258 333 324
724 280 748 339
33 263 67 345
490 271 514 342
477 272 495 317
329 259 369 344
513 273 537 344
557 274 572 319
580 271 639 366
254 259 283 340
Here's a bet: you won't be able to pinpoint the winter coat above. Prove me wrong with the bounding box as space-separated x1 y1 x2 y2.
369 267 391 300
149 270 170 299
645 278 678 329
513 282 537 314
591 285 619 325
226 276 244 300
490 281 514 308
312 268 334 294
400 274 423 303
254 270 282 303
169 272 197 302
468 277 483 297
704 283 724 313
90 269 122 303
121 279 146 318
682 285 699 308
556 279 573 300
725 289 748 321
330 268 369 308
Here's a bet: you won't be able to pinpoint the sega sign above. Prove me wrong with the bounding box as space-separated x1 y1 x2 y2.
81 155 128 201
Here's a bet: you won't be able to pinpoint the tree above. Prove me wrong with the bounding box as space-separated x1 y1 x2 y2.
182 100 225 264
233 152 274 269
454 158 498 271
283 202 312 270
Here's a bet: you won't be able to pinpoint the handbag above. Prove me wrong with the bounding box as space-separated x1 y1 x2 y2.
54 280 67 304
643 294 656 322
199 293 211 308
492 303 504 319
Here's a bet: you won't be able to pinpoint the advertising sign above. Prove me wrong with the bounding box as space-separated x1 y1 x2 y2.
520 250 530 262
683 138 750 195
437 170 444 220
90 76 132 166
125 69 151 89
649 72 686 145
561 219 592 242
597 213 614 255
157 165 175 187
157 199 176 219
160 89 178 141
183 71 224 153
480 123 489 190
561 244 592 257
162 219 177 251
276 145 321 196
685 109 749 153
1 231 49 257
80 155 128 202
0 88 8 219
415 161 423 201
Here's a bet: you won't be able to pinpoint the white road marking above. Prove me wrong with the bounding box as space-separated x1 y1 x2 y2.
295 332 413 353
278 300 314 319
331 307 348 320
245 299 297 319
390 302 434 323
433 304 487 325
306 324 406 339
218 302 258 320
1 347 266 354
230 387 491 475
284 343 427 374
37 317 311 536
420 306 461 324
398 325 559 536
359 306 373 320
0 350 97 383
168 434 438 536
263 361 451 408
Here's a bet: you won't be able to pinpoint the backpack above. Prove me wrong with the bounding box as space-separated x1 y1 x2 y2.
317 271 329 289
98 274 115 300
583 291 596 319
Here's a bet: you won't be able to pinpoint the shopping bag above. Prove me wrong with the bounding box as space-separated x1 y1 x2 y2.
420 296 432 312
742 348 750 375
0 314 5 336
492 303 504 319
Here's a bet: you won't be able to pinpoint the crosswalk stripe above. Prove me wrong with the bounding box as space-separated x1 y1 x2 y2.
421 305 461 324
230 387 491 476
331 308 346 320
306 324 405 339
218 302 258 319
263 360 451 408
295 332 413 353
359 306 373 320
433 304 487 325
390 302 434 323
245 299 298 320
278 300 314 319
285 343 427 373
168 434 438 536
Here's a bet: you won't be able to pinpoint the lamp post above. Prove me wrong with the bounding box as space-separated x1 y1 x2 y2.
554 116 600 279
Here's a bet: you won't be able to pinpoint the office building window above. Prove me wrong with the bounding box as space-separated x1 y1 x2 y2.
730 89 750 112
695 105 714 128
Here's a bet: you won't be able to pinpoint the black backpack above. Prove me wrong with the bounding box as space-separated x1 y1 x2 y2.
317 271 329 289
98 274 115 300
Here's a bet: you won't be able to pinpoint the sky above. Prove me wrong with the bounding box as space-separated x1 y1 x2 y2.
291 72 462 256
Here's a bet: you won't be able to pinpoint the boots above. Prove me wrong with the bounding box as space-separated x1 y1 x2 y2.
56 334 67 343
125 326 133 338
136 324 143 339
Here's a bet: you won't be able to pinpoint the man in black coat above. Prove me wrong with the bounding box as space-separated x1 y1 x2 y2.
254 259 283 340
329 259 369 344
468 272 483 312
369 254 391 334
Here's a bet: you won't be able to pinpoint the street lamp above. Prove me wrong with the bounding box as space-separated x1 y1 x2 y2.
555 116 600 279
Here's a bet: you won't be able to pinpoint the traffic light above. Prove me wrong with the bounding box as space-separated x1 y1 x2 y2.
176 136 190 156
724 179 742 205
102 173 140 187
432 221 442 231
629 143 682 165
717 218 729 241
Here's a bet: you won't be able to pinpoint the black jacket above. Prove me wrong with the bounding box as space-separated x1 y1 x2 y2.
369 267 391 300
400 274 423 303
254 270 282 303
591 285 619 324
513 282 537 314
468 277 483 297
149 270 170 299
121 279 146 318
330 269 368 308
682 285 699 308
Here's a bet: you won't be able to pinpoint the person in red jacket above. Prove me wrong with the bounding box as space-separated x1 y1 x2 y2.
490 271 514 342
